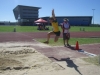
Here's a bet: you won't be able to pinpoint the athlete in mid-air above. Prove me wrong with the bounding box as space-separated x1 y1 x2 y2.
44 9 60 44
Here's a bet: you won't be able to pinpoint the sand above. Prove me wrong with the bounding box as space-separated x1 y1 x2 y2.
0 42 100 75
0 42 64 75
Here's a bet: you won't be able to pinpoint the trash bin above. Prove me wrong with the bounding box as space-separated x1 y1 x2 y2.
14 28 16 32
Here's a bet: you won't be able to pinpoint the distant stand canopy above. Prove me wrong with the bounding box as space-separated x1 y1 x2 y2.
35 19 49 30
34 18 48 23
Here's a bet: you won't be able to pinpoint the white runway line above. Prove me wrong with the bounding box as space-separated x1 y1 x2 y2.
78 50 97 57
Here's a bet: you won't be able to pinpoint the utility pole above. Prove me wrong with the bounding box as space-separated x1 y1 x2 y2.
92 9 95 24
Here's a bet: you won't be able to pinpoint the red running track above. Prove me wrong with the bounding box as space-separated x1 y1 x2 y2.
0 32 100 42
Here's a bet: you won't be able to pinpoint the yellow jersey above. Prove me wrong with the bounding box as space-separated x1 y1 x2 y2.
51 20 59 32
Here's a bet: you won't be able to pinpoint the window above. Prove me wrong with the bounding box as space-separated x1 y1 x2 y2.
83 20 88 21
23 8 38 11
22 16 38 18
22 12 38 14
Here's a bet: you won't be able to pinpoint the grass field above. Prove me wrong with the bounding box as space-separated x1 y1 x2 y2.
0 26 45 32
0 26 100 32
83 56 100 66
37 38 100 46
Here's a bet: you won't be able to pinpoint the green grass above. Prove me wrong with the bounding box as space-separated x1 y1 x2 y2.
37 38 100 46
83 56 100 66
0 26 50 32
0 26 15 32
0 26 100 32
16 26 58 32
70 26 100 32
16 26 50 32
0 26 52 32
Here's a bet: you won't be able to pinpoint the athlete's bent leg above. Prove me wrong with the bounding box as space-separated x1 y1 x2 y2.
44 31 55 44
54 36 59 42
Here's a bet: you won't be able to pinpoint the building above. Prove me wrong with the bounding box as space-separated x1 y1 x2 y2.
41 16 92 26
13 5 92 26
0 21 10 25
13 5 41 26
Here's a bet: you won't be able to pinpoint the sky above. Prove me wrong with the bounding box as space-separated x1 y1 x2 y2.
0 0 100 24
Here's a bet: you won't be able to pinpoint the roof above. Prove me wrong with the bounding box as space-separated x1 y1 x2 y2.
41 16 92 18
14 5 41 10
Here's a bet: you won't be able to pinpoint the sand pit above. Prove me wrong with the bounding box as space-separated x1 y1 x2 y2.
0 42 64 75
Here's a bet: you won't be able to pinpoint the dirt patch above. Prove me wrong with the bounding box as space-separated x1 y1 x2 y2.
0 42 64 75
82 56 100 66
0 58 22 70
0 46 36 71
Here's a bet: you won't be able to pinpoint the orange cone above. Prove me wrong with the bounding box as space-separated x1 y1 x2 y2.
75 41 79 50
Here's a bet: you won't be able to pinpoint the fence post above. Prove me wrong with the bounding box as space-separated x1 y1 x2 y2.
83 28 85 31
80 28 81 31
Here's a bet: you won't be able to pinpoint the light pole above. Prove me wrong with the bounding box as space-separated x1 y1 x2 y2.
92 9 95 24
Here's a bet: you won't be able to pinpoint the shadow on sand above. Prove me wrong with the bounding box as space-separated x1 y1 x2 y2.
49 57 82 75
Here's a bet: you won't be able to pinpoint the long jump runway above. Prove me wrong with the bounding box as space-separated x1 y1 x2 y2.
0 32 100 60
0 32 100 42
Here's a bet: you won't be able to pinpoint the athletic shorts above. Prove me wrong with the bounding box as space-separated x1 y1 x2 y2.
53 31 61 36
63 33 70 40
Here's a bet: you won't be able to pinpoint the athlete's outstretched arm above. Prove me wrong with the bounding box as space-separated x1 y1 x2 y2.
52 9 56 20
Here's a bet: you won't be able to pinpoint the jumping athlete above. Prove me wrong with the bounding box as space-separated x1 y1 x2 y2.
44 9 60 44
